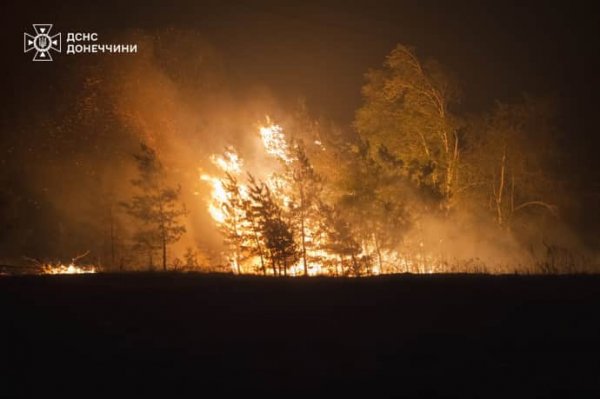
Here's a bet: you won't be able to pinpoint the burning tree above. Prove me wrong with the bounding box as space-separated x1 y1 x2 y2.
201 118 421 276
202 122 329 275
243 174 268 274
201 148 252 273
334 140 413 274
288 143 324 276
199 61 569 276
317 204 361 276
122 143 187 271
248 177 298 276
217 172 249 274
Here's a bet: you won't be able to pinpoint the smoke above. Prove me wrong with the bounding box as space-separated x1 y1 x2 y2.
104 29 296 261
0 28 292 266
393 192 596 274
414 212 529 272
2 28 596 273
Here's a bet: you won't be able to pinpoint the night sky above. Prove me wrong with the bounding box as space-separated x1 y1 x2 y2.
1 0 599 253
4 1 600 126
2 1 600 122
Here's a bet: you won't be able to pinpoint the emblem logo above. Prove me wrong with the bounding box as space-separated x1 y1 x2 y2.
24 24 61 61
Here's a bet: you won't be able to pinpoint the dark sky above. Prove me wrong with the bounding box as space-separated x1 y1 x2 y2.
3 0 600 122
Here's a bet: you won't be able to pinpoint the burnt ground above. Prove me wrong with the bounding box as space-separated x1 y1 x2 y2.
1 273 599 398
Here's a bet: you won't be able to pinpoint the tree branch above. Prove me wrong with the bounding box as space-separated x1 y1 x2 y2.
513 201 558 216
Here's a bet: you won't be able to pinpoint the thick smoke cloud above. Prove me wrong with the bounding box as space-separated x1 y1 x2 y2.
1 29 288 266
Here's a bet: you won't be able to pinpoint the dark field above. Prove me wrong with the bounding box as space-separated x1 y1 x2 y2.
2 273 600 397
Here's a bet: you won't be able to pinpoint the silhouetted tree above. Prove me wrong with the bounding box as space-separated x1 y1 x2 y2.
289 142 324 276
218 172 247 273
243 174 268 275
319 204 362 276
122 143 186 271
248 177 298 276
462 96 560 228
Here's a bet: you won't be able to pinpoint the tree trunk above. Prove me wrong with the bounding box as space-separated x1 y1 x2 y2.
300 185 309 276
256 238 266 275
158 198 168 271
162 240 167 271
232 214 242 274
234 250 241 274
374 235 383 274
251 222 266 275
301 215 308 276
509 172 515 225
443 130 460 214
495 146 507 226
161 226 167 271
109 205 116 270
351 253 359 276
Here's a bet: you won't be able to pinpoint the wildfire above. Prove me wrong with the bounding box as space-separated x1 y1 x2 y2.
259 122 292 163
201 119 443 276
201 146 248 226
42 263 96 274
24 250 98 275
210 147 243 174
200 175 228 224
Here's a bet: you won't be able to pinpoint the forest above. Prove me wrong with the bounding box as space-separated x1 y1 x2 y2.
197 46 582 275
1 32 596 275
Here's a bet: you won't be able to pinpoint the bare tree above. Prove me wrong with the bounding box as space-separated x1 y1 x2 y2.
462 97 560 228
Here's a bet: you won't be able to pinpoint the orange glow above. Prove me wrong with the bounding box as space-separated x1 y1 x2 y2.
259 122 292 163
200 119 443 276
42 263 96 274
